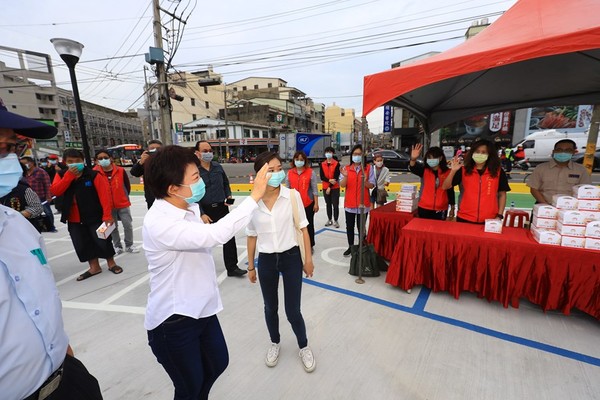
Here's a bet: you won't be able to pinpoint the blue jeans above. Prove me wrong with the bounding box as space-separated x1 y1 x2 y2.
257 246 308 348
147 314 228 400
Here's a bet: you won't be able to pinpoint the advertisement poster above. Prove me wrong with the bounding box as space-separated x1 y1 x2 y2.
440 111 514 147
526 105 592 134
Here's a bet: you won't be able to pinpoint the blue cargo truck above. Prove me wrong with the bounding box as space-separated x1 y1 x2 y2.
279 132 332 165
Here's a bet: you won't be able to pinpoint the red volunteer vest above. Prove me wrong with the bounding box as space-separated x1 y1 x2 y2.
321 159 340 189
418 168 451 211
457 166 500 223
93 165 131 209
287 168 314 207
344 164 371 209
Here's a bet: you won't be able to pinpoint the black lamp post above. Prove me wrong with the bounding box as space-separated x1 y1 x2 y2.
51 38 92 167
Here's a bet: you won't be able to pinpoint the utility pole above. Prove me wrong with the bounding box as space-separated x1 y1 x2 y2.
152 0 172 145
143 66 156 140
223 85 230 159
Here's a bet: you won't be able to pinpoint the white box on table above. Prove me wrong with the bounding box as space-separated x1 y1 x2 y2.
560 235 585 248
396 198 418 206
557 210 587 226
551 195 578 210
576 199 600 211
532 204 558 219
585 220 600 239
395 203 417 213
400 184 418 192
531 215 557 229
584 237 600 251
484 219 503 234
96 222 115 239
580 210 600 223
555 221 586 237
531 225 561 245
572 184 600 200
396 191 416 200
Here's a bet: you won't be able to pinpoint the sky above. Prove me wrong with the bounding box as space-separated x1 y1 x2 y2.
1 0 518 133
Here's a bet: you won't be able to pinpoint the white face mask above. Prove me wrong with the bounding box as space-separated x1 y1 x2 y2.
374 161 383 168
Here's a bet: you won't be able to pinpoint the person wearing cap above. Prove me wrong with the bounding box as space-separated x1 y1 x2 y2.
20 155 57 232
130 139 162 209
51 148 123 281
0 98 103 399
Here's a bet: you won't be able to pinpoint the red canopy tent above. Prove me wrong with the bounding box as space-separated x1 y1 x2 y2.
362 0 600 133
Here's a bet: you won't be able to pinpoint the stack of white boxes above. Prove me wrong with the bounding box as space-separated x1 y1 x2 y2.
572 185 600 250
395 184 418 213
530 184 600 249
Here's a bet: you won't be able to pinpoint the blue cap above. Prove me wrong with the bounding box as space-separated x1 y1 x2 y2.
0 97 58 139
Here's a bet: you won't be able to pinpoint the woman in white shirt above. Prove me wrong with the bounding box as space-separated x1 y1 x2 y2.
246 151 316 373
142 145 268 400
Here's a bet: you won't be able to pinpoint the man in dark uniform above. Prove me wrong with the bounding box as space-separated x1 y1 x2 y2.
195 140 247 277
130 139 162 209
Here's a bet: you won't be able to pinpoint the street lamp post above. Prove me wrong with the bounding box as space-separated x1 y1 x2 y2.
51 38 92 167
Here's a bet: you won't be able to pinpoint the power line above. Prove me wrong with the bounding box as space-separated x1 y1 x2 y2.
0 16 151 27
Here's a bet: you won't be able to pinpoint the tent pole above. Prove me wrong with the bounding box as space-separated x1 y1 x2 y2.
583 105 600 175
356 154 366 285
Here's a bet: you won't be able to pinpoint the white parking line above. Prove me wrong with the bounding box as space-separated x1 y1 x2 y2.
100 274 150 305
62 301 145 315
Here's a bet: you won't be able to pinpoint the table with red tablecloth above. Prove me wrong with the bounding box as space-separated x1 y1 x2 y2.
386 219 600 319
366 202 415 260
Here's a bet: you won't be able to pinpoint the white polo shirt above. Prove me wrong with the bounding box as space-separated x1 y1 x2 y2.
143 197 258 330
0 205 68 400
246 186 308 253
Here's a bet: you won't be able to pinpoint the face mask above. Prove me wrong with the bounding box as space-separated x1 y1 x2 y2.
98 159 111 168
0 153 23 198
426 158 440 168
267 170 286 187
177 179 206 204
201 152 214 162
40 162 48 167
352 155 362 164
472 154 488 164
49 160 57 165
325 153 333 159
68 162 85 173
375 161 383 168
294 160 305 168
553 153 573 163
149 149 157 153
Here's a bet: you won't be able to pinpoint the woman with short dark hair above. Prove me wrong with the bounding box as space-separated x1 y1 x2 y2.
142 145 270 400
320 146 340 227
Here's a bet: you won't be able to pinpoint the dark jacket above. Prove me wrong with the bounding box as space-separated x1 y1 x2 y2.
55 169 104 224
130 161 155 207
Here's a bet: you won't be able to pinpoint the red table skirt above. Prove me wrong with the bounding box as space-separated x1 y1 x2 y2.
366 202 415 260
386 219 600 319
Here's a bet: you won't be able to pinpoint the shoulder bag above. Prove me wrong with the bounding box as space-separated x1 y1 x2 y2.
290 188 306 264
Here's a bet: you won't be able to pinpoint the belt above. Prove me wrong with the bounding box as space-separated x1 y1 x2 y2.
24 362 64 400
203 202 223 208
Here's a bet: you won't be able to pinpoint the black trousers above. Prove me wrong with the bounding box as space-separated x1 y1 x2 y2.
417 207 447 221
68 221 115 262
323 188 340 221
345 210 369 247
304 201 316 248
46 354 103 400
202 203 239 272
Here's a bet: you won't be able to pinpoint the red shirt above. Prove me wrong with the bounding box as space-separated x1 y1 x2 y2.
24 167 52 201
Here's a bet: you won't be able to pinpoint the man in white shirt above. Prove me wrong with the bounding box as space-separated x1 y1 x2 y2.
0 97 102 400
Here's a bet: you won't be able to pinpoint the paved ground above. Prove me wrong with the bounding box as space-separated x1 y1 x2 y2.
42 195 600 400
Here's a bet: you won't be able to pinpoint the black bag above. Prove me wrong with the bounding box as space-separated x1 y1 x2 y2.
349 243 387 277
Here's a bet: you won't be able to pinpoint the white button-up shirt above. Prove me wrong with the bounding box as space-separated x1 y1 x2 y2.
0 205 68 400
143 197 258 330
246 186 308 253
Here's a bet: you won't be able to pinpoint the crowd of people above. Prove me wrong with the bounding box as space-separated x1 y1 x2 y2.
2 89 595 399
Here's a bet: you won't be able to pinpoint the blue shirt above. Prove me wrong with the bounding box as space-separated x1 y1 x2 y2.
198 161 232 208
0 205 68 399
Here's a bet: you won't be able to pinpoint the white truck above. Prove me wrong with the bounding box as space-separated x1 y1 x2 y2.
279 132 332 164
513 130 599 164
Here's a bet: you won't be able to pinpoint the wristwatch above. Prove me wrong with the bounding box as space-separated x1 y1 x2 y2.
497 214 504 220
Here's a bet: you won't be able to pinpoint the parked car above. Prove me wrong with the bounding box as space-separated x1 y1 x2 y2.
572 149 600 171
365 150 421 171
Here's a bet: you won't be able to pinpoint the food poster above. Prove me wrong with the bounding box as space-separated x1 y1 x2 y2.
440 111 514 147
526 105 593 134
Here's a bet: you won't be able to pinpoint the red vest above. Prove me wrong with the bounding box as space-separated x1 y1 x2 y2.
418 168 451 211
287 168 314 207
457 167 500 223
344 164 372 209
321 159 340 189
93 165 131 209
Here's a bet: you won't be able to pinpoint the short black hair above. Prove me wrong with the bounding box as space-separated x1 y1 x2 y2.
147 139 163 147
63 148 84 160
20 156 34 164
324 146 335 153
351 144 363 155
291 150 308 167
424 146 449 172
95 148 110 159
145 145 200 199
194 140 211 151
253 151 282 172
554 139 577 150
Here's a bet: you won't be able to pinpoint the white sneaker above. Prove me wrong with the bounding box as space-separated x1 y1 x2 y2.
126 245 140 253
299 347 316 373
114 247 124 255
333 221 340 228
265 343 280 367
325 220 332 226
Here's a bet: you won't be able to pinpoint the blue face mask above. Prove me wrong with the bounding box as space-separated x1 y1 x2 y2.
553 153 573 163
352 155 362 164
68 162 85 172
294 160 305 168
98 159 111 168
201 152 214 162
267 170 286 187
325 153 333 159
0 153 23 198
426 158 440 168
177 179 206 204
